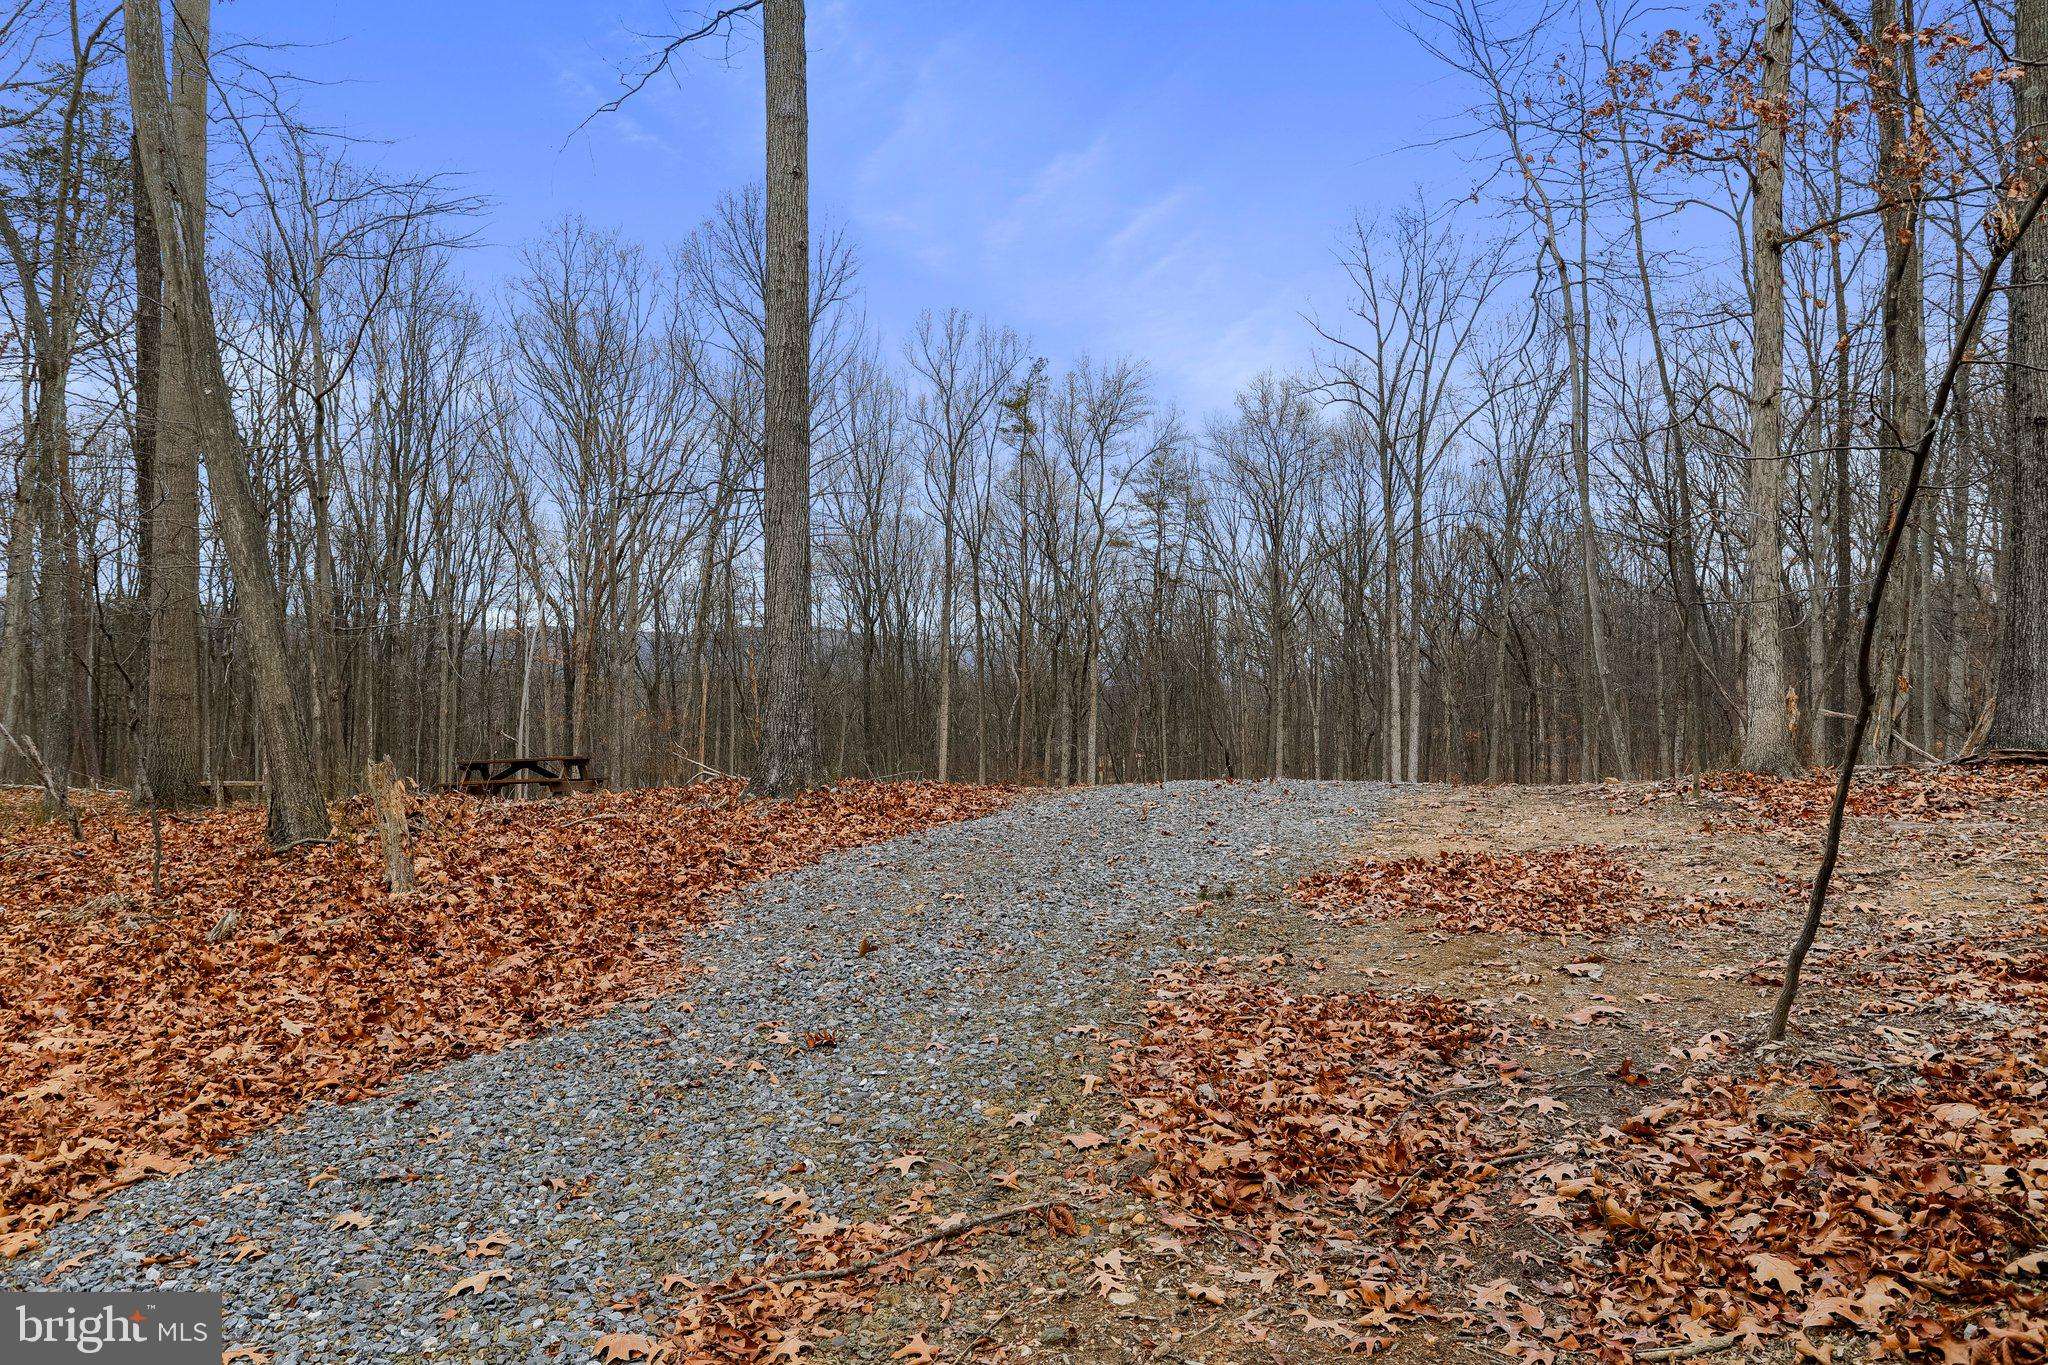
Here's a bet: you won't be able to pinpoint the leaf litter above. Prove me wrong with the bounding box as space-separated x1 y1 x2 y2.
853 774 2048 1362
0 779 1008 1249
1291 844 1684 936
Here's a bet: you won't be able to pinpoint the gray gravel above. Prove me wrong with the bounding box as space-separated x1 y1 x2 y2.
4 779 1383 1362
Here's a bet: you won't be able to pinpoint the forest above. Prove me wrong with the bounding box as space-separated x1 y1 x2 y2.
5 0 2040 806
11 0 2048 1361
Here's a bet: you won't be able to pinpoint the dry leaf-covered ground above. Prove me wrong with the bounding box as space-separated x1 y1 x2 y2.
12 767 2048 1363
0 779 1008 1252
1291 844 1668 935
764 767 2048 1364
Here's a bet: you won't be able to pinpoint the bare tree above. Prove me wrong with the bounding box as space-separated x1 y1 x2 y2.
907 309 1019 782
123 0 330 846
0 1 121 808
1208 374 1327 781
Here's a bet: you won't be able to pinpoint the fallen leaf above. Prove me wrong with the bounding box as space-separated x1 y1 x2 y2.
890 1332 937 1362
1747 1252 1805 1295
446 1267 510 1298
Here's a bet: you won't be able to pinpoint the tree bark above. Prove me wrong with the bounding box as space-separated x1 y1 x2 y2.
1739 0 1798 773
935 523 956 781
144 0 207 809
124 0 331 847
1869 0 1929 759
132 131 158 649
365 756 416 894
756 0 818 795
31 359 72 806
0 455 30 766
1993 0 2048 750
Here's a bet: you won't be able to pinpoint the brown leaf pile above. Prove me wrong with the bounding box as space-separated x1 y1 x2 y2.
1675 765 2048 833
1103 961 1536 1352
1291 845 1662 935
1558 1058 2048 1359
660 1184 1065 1361
1114 959 1515 1236
1840 927 2048 1023
0 780 1009 1248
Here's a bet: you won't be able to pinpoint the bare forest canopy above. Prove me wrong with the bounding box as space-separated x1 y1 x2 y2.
0 0 2041 802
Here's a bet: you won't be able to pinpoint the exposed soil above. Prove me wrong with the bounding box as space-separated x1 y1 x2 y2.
818 773 2048 1364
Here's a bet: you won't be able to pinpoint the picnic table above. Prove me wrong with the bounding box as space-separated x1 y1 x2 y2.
452 755 601 798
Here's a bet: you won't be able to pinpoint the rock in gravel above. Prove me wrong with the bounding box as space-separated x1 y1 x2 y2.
2 779 1382 1363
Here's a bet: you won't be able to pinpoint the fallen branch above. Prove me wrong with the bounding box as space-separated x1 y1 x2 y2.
0 719 80 839
1818 709 1941 765
1956 747 2048 768
710 1200 1059 1303
1636 1332 1742 1361
679 754 744 784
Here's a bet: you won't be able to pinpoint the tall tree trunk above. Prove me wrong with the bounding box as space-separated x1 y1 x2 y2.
1084 603 1100 784
1828 131 1857 761
144 0 207 808
0 454 31 766
1563 171 1629 776
1869 0 1929 759
1406 445 1424 781
1381 439 1402 780
756 0 818 795
1993 0 2048 749
935 524 955 781
124 0 330 847
1270 563 1287 782
1739 0 1798 773
31 367 72 805
132 131 158 680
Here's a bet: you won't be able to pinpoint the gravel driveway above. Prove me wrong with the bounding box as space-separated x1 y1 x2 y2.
4 779 1383 1362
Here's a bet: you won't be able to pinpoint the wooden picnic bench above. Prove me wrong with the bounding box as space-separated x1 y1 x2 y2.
452 755 601 798
208 777 265 808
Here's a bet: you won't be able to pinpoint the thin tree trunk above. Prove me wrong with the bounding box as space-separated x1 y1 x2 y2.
1829 132 1857 761
31 364 73 805
935 526 955 781
0 462 31 762
1870 0 1929 760
1739 0 1798 773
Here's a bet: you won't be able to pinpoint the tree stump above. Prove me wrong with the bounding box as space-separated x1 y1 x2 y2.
365 757 416 895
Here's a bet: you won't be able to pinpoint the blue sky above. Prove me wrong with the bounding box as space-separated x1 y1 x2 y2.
254 0 1475 415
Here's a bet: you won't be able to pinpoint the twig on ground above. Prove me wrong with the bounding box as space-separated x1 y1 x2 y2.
710 1200 1059 1303
1636 1331 1742 1361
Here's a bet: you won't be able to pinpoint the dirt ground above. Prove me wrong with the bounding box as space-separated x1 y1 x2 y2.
793 773 2048 1364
